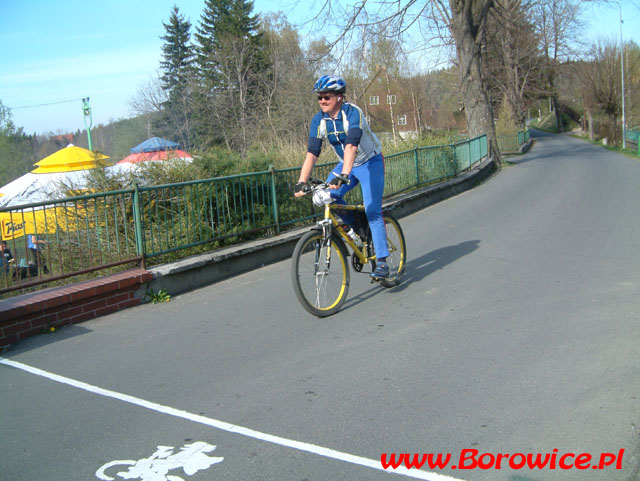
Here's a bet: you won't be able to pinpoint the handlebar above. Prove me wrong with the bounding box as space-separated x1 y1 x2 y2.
303 177 329 193
296 176 350 194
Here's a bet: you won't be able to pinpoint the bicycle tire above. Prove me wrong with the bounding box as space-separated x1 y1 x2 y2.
379 214 406 288
291 230 350 317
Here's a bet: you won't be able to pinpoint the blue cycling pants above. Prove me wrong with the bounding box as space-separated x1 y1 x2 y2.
327 153 389 259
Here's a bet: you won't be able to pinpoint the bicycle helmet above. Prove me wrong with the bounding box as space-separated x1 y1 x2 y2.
313 75 346 93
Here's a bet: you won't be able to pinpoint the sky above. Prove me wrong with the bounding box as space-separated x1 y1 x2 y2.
1 0 639 136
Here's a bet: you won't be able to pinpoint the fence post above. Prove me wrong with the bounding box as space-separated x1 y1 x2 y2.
451 143 457 176
132 182 145 268
269 165 280 234
414 147 420 188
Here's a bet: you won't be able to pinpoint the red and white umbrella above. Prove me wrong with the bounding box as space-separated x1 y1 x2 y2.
116 149 193 164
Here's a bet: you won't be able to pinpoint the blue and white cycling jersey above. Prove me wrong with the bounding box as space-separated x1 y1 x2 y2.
307 102 382 166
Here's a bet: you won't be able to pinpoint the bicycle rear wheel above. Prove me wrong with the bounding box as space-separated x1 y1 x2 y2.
291 230 350 317
379 214 406 288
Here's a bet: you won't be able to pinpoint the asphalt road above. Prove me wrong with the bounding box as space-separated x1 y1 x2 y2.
2 130 640 481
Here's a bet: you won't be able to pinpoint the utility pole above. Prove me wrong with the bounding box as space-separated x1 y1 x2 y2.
620 7 626 149
82 97 93 151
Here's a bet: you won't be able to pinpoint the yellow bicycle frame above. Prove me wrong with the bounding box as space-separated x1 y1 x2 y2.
323 203 375 265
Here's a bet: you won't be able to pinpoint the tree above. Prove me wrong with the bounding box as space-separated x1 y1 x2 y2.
129 77 168 139
160 6 194 94
0 101 34 185
343 33 406 141
532 0 583 132
205 34 262 153
0 101 16 136
576 40 640 145
194 0 262 84
193 0 268 153
0 101 16 183
303 0 502 165
484 0 542 130
158 5 195 148
442 0 501 163
422 67 465 131
259 14 317 149
625 42 640 130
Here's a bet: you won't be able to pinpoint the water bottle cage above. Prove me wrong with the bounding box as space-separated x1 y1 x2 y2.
342 225 363 248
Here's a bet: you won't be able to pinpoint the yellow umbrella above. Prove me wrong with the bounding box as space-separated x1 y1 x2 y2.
31 144 110 173
1 209 59 240
1 146 110 240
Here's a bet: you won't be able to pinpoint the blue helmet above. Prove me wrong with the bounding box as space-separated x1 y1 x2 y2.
313 75 346 93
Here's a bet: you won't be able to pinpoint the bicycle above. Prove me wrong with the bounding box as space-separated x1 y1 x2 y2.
291 178 406 317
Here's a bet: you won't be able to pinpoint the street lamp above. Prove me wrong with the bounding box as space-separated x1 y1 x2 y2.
82 97 93 151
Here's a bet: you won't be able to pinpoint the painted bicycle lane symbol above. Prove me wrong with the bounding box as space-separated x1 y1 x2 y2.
95 442 223 481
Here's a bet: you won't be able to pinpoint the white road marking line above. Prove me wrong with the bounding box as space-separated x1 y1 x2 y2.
1 357 466 481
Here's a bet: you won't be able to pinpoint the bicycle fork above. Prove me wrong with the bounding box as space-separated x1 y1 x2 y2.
308 219 333 306
315 219 333 274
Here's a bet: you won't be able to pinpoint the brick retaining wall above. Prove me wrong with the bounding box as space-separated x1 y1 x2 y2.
0 269 152 350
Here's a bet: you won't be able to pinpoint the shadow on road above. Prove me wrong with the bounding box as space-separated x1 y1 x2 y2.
341 240 480 312
1 325 92 356
392 239 481 292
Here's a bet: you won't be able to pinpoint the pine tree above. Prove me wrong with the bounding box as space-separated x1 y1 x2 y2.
192 0 269 153
158 6 194 147
194 0 262 85
160 6 194 97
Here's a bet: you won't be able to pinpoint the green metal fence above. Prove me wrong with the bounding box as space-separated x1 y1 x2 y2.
0 134 488 297
497 130 530 153
0 190 142 295
626 129 640 153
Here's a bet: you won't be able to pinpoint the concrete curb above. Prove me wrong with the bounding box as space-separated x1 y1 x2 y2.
147 156 498 297
520 139 533 154
500 139 533 156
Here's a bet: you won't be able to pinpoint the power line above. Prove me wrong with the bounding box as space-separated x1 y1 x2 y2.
12 98 83 110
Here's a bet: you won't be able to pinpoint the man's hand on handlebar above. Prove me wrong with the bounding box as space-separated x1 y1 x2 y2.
294 181 307 198
329 173 350 190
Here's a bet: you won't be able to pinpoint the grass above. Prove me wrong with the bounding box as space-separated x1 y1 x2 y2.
501 157 519 167
528 111 579 134
570 132 640 159
146 288 171 304
528 113 558 133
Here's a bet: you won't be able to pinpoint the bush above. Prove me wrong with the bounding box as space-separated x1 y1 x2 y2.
560 111 579 132
495 99 519 136
193 146 278 178
530 112 557 132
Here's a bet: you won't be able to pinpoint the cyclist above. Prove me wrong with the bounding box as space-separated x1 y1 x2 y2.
294 74 390 279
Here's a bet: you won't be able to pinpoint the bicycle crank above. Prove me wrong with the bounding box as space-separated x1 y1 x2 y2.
351 254 364 272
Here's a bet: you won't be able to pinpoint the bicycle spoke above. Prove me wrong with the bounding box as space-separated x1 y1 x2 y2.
292 232 349 317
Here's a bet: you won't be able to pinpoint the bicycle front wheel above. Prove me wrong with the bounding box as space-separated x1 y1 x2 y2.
291 230 350 317
379 214 406 288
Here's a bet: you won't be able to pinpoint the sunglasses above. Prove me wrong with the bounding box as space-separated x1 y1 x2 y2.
317 95 335 101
